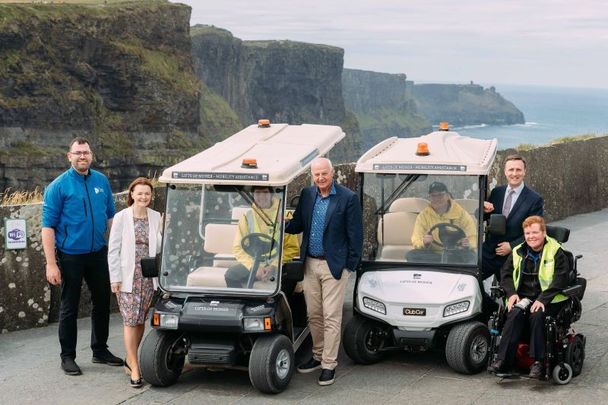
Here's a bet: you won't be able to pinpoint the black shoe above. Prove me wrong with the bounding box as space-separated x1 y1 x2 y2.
92 350 123 366
487 359 504 374
61 358 82 376
130 377 144 388
297 358 322 374
318 368 335 386
529 361 543 379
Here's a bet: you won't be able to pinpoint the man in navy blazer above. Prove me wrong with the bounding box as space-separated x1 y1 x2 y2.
482 154 544 280
286 157 363 386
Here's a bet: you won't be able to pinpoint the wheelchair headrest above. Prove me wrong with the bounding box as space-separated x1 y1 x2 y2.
546 225 570 243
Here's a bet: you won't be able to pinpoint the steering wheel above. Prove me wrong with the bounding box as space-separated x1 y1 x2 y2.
427 223 467 249
241 233 280 288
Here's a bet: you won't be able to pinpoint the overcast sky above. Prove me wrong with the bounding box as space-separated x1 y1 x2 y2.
173 0 608 89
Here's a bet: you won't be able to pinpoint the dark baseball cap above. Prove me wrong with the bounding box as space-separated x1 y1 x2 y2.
428 181 448 194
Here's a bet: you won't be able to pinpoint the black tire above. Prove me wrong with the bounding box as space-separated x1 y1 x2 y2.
445 321 490 374
342 316 387 365
249 334 294 394
140 329 186 387
566 334 585 376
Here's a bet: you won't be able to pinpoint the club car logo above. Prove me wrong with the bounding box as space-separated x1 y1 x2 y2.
8 228 25 241
403 307 426 316
413 273 421 280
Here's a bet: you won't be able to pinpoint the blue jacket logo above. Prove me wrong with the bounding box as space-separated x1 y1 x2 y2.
8 228 25 240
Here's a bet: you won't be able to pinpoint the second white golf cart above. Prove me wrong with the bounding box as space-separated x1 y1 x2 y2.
343 126 499 374
139 121 344 393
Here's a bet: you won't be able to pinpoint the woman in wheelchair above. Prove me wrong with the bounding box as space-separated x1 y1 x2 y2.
487 215 570 378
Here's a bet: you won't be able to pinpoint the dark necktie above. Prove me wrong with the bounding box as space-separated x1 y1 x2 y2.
502 189 515 217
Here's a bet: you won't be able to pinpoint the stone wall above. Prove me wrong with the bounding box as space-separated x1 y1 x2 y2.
2 136 607 332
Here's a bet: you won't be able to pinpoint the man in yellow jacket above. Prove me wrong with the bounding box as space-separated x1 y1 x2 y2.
407 181 477 263
225 186 299 288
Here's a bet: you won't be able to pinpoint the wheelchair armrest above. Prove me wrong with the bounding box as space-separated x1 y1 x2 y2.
562 284 582 297
490 285 505 299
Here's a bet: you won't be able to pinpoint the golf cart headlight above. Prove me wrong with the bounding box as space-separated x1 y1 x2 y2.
362 296 386 315
243 317 265 331
361 272 383 291
443 301 470 317
159 313 179 329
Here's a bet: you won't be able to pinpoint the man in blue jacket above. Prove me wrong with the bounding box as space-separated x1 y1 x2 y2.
42 137 122 375
482 154 544 280
286 157 363 386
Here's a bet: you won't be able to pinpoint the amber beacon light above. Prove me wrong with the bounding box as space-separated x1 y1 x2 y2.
438 121 449 131
258 119 270 127
241 158 258 168
416 142 430 156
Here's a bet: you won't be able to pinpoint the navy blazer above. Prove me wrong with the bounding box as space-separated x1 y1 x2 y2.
286 183 363 279
482 184 543 278
484 184 544 250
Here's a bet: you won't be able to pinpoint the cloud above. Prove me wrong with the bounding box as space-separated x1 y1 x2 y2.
176 0 608 88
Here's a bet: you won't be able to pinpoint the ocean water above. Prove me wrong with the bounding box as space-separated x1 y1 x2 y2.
453 85 608 150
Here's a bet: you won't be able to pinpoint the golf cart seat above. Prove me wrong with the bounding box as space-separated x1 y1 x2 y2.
390 197 429 213
454 198 478 218
377 212 416 261
376 198 429 261
187 223 237 287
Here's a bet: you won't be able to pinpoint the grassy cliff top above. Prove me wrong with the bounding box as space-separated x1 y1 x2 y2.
0 0 171 24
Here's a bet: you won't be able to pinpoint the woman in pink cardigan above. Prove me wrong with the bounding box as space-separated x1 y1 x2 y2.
108 177 161 388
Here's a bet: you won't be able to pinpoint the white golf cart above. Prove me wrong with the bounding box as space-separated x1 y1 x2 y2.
139 121 344 393
343 126 499 374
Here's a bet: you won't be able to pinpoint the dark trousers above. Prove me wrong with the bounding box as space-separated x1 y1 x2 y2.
497 300 566 365
57 247 111 360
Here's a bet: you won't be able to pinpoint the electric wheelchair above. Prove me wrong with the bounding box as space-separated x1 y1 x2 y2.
487 225 586 384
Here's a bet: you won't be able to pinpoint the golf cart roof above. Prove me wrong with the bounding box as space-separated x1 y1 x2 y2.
355 130 497 176
159 123 345 186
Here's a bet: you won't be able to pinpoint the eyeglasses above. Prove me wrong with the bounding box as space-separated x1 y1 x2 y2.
69 151 92 157
429 192 447 199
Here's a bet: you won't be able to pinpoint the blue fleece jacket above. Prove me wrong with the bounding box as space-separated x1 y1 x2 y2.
42 167 116 254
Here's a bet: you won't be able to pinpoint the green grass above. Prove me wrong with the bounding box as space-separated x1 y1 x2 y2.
516 134 598 150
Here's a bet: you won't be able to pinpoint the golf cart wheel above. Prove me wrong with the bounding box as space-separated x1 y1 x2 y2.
343 316 387 365
445 321 490 374
552 363 573 385
566 334 585 376
249 334 294 394
140 329 186 387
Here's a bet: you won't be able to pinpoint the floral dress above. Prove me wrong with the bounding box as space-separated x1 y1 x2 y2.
118 217 155 327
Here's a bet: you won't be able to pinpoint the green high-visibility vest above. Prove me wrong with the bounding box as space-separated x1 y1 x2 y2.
512 236 568 304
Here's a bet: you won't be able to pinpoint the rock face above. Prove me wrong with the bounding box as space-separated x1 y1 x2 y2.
191 25 361 162
342 68 431 149
412 83 525 127
192 25 345 126
0 1 201 192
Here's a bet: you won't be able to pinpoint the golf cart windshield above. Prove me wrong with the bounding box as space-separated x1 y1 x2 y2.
160 184 288 295
363 173 481 266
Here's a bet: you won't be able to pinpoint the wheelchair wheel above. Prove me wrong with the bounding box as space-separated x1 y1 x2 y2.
552 363 573 385
566 334 585 376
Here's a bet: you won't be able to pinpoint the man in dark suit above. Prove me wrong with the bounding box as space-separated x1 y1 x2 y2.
482 154 544 280
286 157 363 386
